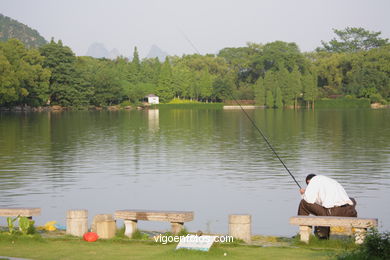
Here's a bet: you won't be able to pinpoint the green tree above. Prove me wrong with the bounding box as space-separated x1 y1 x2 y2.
277 68 294 106
139 57 160 85
0 50 18 104
92 61 123 106
345 46 390 102
132 47 140 70
263 70 277 95
128 47 140 84
156 58 174 102
254 77 265 105
212 76 234 101
172 65 192 99
17 49 51 106
318 27 389 53
0 39 50 106
199 68 213 101
255 41 306 74
290 66 302 108
301 72 318 108
39 39 79 106
265 90 274 108
274 86 283 108
311 52 347 97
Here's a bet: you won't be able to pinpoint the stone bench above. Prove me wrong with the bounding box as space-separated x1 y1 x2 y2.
290 216 378 244
0 208 41 219
114 210 194 237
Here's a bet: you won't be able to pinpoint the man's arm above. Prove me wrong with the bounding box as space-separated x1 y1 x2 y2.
300 183 318 204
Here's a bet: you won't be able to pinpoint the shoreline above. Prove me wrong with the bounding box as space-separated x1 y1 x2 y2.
1 102 388 112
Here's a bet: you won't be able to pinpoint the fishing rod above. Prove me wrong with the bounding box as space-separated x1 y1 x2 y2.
229 95 302 189
179 30 302 189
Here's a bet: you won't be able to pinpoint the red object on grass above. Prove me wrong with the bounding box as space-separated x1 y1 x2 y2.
83 232 99 242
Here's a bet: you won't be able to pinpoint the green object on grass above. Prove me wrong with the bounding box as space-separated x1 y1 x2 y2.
6 216 18 234
18 217 35 235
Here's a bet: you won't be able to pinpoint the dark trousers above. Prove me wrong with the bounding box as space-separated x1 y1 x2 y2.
297 198 357 238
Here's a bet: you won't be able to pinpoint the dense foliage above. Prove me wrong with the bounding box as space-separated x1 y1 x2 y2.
338 229 390 260
0 13 47 48
0 27 389 108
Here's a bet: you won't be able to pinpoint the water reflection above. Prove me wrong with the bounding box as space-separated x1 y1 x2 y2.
0 109 389 235
148 109 159 132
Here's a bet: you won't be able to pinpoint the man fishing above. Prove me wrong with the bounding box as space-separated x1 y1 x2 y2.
298 174 357 239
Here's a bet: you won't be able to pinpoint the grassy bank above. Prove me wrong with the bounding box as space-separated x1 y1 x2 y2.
315 97 371 108
156 103 224 109
0 233 351 260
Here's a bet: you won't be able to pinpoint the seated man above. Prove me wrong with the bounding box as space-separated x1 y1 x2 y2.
298 174 357 239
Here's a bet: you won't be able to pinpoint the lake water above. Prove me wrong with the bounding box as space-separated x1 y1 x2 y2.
0 108 389 236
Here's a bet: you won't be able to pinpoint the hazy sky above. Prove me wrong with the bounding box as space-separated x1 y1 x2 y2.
2 0 390 57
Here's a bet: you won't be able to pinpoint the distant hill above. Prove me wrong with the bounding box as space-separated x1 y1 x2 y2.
146 44 169 61
0 13 47 48
86 42 121 59
109 48 120 59
86 42 110 58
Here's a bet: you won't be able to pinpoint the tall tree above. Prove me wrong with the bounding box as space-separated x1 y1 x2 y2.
156 58 174 102
0 39 50 106
171 65 192 99
212 76 234 101
265 90 274 108
345 45 390 102
0 50 19 104
290 66 302 108
128 46 141 84
277 68 294 106
92 61 123 106
302 72 318 108
263 70 278 95
39 39 78 106
254 77 265 105
139 57 160 85
199 68 213 101
318 27 389 53
274 86 283 108
311 52 347 97
132 46 140 70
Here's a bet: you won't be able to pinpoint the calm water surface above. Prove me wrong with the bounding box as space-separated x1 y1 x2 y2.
0 108 389 236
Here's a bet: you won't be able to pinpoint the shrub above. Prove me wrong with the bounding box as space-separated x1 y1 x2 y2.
131 230 149 240
168 98 201 104
338 229 390 260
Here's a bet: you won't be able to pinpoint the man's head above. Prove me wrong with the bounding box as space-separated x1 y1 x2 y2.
306 174 316 185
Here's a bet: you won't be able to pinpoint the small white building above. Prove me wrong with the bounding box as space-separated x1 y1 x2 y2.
145 94 159 104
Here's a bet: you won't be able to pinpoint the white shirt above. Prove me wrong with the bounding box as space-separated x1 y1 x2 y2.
302 175 353 208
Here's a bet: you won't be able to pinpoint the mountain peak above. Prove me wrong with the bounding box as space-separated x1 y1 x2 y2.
146 44 169 61
86 43 122 59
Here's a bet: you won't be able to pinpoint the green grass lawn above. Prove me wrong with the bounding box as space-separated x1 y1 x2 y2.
0 234 347 260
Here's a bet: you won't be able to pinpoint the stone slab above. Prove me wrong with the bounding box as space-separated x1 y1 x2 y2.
114 210 194 222
0 208 41 217
290 216 377 228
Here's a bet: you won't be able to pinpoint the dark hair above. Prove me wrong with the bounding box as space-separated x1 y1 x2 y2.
306 174 316 184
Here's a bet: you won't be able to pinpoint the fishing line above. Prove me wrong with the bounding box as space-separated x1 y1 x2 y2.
179 30 302 189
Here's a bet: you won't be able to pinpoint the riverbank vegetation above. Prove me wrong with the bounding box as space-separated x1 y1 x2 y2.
0 231 346 260
1 222 389 259
0 27 389 109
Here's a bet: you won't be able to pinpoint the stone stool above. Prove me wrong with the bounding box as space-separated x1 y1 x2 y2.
228 214 251 243
66 209 88 237
91 214 116 239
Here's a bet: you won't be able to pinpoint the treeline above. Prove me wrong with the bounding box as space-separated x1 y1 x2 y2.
0 27 389 108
